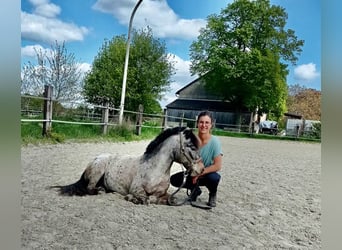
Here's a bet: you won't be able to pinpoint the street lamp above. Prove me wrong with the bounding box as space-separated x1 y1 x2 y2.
118 0 143 125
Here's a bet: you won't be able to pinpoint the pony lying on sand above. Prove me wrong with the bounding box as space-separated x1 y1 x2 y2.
51 127 204 205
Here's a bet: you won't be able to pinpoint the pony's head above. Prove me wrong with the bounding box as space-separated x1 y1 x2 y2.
143 127 203 176
177 127 204 176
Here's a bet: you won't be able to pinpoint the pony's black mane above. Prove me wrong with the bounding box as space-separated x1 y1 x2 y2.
143 127 199 158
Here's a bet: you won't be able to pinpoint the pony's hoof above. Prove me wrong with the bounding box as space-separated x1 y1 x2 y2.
124 194 133 201
97 187 106 194
147 196 157 204
125 194 141 204
167 196 178 205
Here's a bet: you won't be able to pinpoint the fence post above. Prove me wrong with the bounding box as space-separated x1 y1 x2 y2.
296 124 300 138
162 108 168 130
248 111 254 135
179 112 184 127
102 101 109 135
301 119 306 137
42 85 53 137
135 104 143 135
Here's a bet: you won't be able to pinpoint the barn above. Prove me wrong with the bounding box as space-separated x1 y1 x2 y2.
165 76 258 131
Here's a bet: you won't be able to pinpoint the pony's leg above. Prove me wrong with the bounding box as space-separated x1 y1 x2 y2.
125 188 150 204
155 193 170 205
143 181 170 205
138 192 170 205
125 192 169 205
127 179 170 205
124 194 143 204
144 189 170 205
84 156 107 195
157 191 173 205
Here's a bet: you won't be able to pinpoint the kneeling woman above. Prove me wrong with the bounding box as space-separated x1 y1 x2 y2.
170 111 223 207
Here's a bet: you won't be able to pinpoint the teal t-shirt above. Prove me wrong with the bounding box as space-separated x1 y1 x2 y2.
199 135 223 167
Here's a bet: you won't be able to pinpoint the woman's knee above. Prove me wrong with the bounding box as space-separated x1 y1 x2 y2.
207 172 221 184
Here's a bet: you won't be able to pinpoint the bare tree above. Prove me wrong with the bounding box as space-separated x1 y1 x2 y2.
287 84 321 120
21 48 48 96
21 41 84 101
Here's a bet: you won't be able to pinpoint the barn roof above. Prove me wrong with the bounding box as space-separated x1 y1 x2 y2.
284 112 302 119
175 77 202 95
166 73 250 113
166 99 249 112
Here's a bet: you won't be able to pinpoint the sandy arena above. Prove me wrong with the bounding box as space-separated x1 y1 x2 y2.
21 136 321 249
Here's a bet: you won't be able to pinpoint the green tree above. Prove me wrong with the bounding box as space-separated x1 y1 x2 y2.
21 41 84 101
190 0 303 119
83 27 175 114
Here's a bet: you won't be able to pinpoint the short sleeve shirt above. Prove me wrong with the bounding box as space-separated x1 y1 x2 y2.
199 135 222 168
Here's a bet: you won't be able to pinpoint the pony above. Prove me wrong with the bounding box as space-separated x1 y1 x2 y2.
51 127 204 205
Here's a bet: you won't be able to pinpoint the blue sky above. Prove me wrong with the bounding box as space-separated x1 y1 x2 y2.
21 0 321 108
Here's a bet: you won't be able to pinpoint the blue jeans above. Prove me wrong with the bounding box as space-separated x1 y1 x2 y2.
170 171 221 194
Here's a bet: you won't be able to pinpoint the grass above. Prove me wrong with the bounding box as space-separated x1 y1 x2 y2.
21 122 162 145
21 121 320 146
212 128 321 143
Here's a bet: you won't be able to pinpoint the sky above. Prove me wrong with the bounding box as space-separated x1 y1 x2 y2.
21 0 321 108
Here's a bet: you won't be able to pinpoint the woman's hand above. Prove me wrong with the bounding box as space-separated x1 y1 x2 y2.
192 165 206 184
192 175 199 184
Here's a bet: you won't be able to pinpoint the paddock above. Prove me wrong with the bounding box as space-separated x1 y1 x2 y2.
21 137 321 249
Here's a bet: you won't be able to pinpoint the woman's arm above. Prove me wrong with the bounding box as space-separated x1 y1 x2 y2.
192 154 222 184
202 154 222 174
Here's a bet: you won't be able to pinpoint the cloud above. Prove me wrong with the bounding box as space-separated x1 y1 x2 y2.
159 54 197 108
92 0 206 40
21 44 91 79
29 0 61 18
171 54 197 83
21 44 52 57
294 63 320 82
77 62 92 75
21 1 89 44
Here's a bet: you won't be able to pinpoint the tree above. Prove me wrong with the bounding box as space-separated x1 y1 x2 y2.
189 0 304 119
287 84 321 120
21 41 84 101
83 27 175 114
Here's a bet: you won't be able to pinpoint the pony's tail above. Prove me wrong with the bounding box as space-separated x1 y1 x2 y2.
50 172 89 196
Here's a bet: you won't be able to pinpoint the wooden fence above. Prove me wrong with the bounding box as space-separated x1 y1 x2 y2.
21 85 320 140
21 85 200 136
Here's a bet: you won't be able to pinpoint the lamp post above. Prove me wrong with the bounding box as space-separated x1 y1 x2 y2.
118 0 143 125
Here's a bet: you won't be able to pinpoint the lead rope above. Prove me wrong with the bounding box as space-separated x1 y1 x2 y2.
167 131 193 206
168 131 211 209
168 174 211 209
167 170 190 206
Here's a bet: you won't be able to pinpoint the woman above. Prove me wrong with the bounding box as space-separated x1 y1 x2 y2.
170 111 223 207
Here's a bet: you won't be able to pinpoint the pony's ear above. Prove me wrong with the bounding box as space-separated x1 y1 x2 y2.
186 127 194 132
182 127 200 148
183 127 191 135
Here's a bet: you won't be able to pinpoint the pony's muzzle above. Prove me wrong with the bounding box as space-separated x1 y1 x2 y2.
190 160 204 176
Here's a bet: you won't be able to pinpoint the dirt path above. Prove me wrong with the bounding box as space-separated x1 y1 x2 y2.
21 137 321 249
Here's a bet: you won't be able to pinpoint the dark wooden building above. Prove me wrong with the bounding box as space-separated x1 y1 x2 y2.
165 76 252 130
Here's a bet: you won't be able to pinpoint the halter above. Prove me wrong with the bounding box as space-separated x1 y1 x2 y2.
167 132 197 205
179 131 199 171
167 131 210 209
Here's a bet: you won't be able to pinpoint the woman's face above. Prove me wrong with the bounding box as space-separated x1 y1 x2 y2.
197 115 212 134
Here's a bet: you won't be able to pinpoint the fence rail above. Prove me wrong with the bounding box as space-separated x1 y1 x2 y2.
21 91 247 135
21 85 320 141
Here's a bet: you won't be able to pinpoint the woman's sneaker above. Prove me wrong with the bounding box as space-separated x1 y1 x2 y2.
207 192 217 207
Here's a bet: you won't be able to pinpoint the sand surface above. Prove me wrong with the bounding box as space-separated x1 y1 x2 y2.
21 137 321 249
